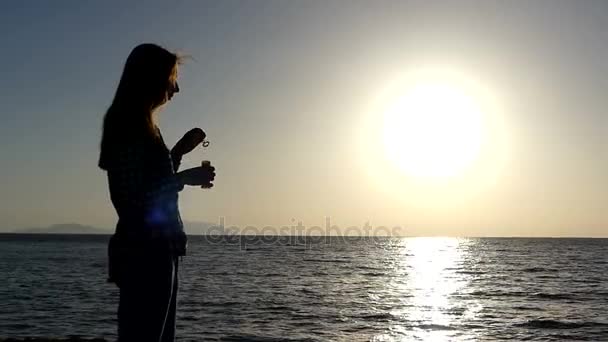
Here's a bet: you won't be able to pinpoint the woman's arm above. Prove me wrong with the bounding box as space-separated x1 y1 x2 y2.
170 128 206 172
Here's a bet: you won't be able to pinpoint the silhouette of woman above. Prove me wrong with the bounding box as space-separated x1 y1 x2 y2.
99 43 215 341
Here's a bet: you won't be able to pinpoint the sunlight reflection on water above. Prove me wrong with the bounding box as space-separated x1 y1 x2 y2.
377 237 480 341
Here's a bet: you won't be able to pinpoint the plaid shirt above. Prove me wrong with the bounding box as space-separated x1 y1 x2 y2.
106 131 185 242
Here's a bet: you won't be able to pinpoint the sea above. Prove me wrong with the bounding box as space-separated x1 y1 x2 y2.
1 234 607 341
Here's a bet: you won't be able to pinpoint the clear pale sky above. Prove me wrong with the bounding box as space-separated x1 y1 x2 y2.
0 1 606 236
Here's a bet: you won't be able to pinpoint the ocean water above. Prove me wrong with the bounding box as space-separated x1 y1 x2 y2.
1 234 607 341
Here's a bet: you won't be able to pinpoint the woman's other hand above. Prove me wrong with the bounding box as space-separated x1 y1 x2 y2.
177 162 216 188
199 161 215 188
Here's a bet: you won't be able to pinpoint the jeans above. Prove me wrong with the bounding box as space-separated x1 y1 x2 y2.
117 251 178 342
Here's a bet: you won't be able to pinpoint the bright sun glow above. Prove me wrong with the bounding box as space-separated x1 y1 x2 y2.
383 82 484 179
359 67 509 205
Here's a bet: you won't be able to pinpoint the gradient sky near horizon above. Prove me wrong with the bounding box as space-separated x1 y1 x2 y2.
0 0 606 236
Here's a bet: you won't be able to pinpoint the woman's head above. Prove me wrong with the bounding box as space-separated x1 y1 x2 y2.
113 43 181 113
99 44 182 169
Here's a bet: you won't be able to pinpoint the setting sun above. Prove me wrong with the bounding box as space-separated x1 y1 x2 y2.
359 67 509 205
382 82 485 179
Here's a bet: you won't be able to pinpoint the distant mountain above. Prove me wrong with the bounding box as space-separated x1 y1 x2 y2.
15 223 112 235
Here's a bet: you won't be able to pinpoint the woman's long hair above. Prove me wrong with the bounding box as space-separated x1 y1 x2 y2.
99 43 180 170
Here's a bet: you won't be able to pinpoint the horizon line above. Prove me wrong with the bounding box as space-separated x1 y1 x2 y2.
1 232 607 239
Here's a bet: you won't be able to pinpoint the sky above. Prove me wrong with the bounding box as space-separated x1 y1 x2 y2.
0 0 606 236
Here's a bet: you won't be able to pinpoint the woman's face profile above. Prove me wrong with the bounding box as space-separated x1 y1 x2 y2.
166 65 180 102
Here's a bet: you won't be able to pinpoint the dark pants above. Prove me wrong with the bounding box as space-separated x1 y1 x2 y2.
117 251 178 342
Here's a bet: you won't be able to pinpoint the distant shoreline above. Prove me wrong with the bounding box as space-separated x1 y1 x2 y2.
0 232 606 239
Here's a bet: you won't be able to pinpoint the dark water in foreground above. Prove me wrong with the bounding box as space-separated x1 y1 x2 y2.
1 234 607 341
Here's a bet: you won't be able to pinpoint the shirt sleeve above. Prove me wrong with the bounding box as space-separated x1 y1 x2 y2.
107 141 184 210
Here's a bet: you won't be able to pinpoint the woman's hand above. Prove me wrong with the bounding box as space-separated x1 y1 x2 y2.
177 161 216 188
199 161 215 188
171 128 206 158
